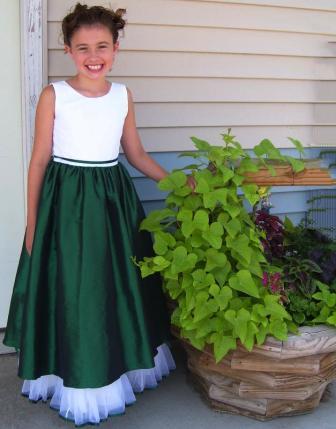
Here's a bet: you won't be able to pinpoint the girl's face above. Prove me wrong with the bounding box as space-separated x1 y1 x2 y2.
65 25 119 80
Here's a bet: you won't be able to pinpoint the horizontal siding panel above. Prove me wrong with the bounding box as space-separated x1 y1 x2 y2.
50 77 336 103
134 103 316 128
48 0 336 35
142 201 165 215
313 125 336 145
48 23 336 57
135 126 317 151
186 0 336 11
277 212 306 224
314 104 336 123
49 51 336 80
133 178 163 201
268 190 308 212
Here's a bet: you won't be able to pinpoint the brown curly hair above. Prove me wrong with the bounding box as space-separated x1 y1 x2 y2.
62 3 126 45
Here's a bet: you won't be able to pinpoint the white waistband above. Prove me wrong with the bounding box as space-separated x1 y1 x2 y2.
53 156 118 167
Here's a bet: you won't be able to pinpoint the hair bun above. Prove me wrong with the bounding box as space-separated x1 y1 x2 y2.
113 8 126 31
72 3 88 14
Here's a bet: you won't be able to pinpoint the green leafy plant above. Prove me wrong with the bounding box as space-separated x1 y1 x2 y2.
281 256 322 297
258 215 336 326
284 218 336 288
136 131 302 362
311 282 336 325
286 293 321 325
286 282 336 326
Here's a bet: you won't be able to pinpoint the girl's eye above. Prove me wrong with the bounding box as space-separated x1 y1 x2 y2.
98 46 107 49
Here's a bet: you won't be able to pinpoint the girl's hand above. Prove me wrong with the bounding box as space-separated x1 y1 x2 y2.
25 225 35 256
187 175 197 193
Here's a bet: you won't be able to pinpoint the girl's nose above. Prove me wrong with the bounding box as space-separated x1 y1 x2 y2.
87 49 100 58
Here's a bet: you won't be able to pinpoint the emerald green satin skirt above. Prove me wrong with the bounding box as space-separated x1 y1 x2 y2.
4 159 170 388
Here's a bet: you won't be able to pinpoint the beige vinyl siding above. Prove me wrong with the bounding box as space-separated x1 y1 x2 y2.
49 52 336 80
49 0 336 34
48 0 336 150
186 1 336 12
49 24 336 56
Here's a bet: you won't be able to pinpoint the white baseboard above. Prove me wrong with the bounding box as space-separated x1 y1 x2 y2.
0 332 15 354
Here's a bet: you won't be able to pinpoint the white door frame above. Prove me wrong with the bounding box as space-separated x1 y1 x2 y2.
20 0 47 213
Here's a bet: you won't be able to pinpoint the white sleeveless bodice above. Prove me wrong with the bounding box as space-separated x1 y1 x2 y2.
51 81 128 161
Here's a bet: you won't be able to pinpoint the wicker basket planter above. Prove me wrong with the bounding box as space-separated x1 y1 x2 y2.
174 325 336 420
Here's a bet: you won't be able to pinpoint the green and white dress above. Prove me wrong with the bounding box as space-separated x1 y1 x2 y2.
3 81 175 425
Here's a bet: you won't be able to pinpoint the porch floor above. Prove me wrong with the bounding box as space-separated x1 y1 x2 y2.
1 345 335 429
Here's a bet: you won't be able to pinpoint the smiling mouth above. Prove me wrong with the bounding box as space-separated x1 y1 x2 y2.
86 64 104 71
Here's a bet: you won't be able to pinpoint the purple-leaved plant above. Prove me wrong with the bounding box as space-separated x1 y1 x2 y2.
255 210 285 261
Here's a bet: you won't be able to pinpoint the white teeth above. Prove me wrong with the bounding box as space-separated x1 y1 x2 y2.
87 65 102 70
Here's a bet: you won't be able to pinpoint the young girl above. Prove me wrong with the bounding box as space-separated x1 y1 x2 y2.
3 3 190 425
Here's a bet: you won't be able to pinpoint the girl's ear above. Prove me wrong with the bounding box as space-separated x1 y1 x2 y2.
113 41 120 53
64 44 71 54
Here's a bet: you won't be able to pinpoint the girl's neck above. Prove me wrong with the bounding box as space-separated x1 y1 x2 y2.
66 76 111 97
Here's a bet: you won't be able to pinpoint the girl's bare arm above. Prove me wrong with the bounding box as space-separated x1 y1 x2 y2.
26 85 55 254
120 88 168 182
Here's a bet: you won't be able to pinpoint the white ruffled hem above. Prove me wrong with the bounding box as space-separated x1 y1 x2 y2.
22 344 175 426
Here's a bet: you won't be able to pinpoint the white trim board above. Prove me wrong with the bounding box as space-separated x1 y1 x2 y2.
20 0 46 214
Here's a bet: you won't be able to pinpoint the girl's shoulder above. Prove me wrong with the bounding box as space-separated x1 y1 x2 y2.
40 83 56 97
37 84 55 109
